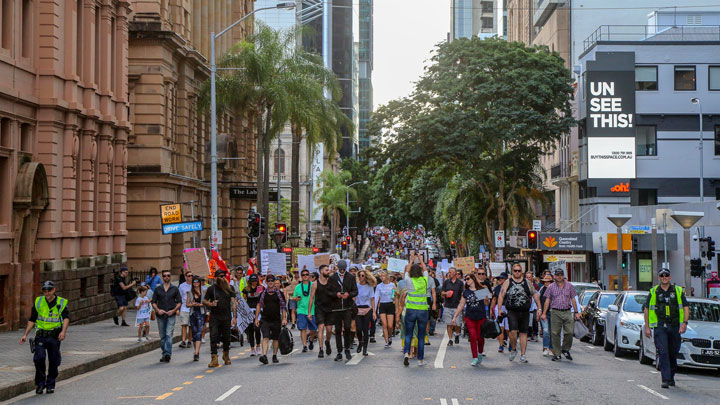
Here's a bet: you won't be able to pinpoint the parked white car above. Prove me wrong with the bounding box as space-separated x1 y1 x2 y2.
638 298 720 370
604 291 647 357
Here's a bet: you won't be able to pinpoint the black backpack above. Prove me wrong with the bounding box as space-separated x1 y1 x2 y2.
278 326 294 355
482 317 502 339
505 279 532 311
111 276 122 296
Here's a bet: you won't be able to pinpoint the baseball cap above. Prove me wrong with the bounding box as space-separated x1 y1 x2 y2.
337 260 347 270
215 270 226 279
248 274 259 282
658 268 671 277
266 274 276 282
554 269 565 276
41 281 55 290
497 272 508 279
542 275 553 282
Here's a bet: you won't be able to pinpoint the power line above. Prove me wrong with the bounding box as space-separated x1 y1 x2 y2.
448 3 720 11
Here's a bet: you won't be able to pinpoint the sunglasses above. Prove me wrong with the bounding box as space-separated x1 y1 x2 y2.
464 277 471 281
512 270 522 273
359 274 365 277
162 274 171 278
301 273 309 276
478 273 486 275
659 274 670 278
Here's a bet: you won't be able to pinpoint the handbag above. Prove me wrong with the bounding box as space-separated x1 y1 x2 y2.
150 310 156 321
357 307 371 316
573 319 589 339
278 326 294 355
482 317 502 339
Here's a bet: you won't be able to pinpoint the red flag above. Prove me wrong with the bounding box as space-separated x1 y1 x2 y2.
248 257 256 275
211 248 230 281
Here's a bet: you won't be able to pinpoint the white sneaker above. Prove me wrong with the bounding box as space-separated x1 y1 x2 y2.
509 350 517 362
542 348 548 357
137 337 142 343
471 358 479 367
520 354 528 363
418 359 425 366
202 338 206 343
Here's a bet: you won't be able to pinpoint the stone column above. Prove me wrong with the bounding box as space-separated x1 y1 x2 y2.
192 0 201 49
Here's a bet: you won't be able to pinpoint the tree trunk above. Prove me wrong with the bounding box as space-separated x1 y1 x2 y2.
256 112 266 253
290 123 301 237
330 207 336 254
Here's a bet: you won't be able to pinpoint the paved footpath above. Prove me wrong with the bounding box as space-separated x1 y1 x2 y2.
0 310 180 401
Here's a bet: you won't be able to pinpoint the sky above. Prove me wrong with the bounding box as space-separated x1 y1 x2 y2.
373 0 451 109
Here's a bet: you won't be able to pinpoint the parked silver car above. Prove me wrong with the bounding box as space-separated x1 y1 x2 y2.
638 298 720 370
604 291 647 357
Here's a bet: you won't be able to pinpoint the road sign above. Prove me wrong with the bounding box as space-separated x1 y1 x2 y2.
160 204 182 225
162 221 202 235
532 220 541 231
212 230 223 245
494 230 505 248
629 225 651 234
495 249 503 262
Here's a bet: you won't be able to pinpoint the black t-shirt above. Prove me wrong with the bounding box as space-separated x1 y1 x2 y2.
644 285 688 325
204 285 236 321
261 291 282 322
462 289 488 321
442 278 464 309
315 279 332 309
29 296 71 323
244 285 264 309
493 285 503 300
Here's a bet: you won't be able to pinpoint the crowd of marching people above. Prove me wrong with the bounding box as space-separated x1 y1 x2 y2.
112 227 581 368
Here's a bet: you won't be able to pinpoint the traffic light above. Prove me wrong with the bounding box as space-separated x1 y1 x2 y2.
690 258 703 277
346 235 351 246
622 256 627 270
247 211 260 238
305 231 312 248
708 237 716 259
259 216 266 236
341 240 347 250
276 223 287 244
527 230 538 249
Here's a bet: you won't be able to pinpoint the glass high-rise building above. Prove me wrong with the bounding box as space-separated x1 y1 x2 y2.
358 0 373 154
451 0 500 40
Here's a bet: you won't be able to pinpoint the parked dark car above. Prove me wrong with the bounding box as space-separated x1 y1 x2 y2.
582 291 620 346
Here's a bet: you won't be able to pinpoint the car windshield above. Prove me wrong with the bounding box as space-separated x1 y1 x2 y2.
574 285 599 296
623 294 647 313
688 302 720 323
598 294 619 309
581 293 594 306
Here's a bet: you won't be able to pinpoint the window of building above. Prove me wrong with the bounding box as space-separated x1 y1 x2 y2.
97 274 105 294
481 17 493 29
715 125 720 156
1 0 12 50
20 123 32 152
0 118 10 148
76 1 83 80
635 66 658 91
21 0 32 58
80 277 88 298
274 148 285 175
636 126 656 156
0 156 9 225
710 66 720 91
674 66 696 90
631 189 658 206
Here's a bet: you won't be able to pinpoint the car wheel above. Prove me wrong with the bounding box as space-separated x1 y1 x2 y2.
592 322 603 346
638 337 652 365
613 333 624 357
603 328 613 352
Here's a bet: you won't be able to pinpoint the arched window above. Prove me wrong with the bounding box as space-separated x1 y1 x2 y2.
274 148 285 175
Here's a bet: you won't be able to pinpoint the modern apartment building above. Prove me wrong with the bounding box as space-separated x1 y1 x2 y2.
358 0 373 153
451 0 500 40
126 0 257 274
0 0 132 330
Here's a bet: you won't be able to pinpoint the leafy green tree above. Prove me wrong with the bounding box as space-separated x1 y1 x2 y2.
313 170 355 253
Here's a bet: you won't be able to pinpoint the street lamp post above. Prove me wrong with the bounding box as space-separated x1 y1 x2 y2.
607 214 632 291
209 2 296 249
671 211 704 291
691 98 703 202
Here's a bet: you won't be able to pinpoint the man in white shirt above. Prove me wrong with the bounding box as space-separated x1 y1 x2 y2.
178 270 193 348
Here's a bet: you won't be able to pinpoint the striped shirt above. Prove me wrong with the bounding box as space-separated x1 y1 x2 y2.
544 281 577 310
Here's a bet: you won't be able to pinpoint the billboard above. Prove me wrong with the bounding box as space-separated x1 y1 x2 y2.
585 52 636 180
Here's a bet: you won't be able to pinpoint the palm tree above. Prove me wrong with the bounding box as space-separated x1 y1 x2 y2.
201 23 344 252
313 170 355 253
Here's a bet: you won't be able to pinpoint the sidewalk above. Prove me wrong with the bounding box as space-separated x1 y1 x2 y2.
0 310 180 401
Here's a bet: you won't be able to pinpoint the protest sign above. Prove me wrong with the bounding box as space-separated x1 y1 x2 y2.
183 248 210 277
387 258 409 273
454 256 475 274
292 247 313 266
266 252 287 275
314 254 330 267
298 255 316 272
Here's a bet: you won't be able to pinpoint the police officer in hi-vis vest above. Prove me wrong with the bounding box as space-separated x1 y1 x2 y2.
19 281 70 395
643 268 689 390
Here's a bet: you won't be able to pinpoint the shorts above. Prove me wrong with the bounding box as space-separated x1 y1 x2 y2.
494 305 509 330
135 317 149 327
297 314 317 331
260 320 281 340
288 300 298 311
507 310 530 334
114 295 128 308
442 307 457 324
315 307 333 326
379 302 396 315
179 311 190 326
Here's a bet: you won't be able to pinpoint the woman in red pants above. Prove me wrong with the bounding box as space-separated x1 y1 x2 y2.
452 273 491 367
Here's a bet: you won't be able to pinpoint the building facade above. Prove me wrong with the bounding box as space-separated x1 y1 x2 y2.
1 0 132 330
451 0 499 40
126 0 257 274
357 0 372 153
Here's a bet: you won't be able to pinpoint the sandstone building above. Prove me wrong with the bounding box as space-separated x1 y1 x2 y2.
0 0 132 330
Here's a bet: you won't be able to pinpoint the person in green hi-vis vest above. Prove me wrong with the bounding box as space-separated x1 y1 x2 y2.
19 281 70 395
643 268 689 390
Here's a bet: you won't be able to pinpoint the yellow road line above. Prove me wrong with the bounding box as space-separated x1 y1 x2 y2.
117 396 159 399
195 375 204 379
156 392 173 400
172 387 183 392
183 381 193 385
231 356 239 359
206 369 214 373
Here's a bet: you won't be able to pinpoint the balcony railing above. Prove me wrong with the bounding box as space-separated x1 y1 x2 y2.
550 164 562 179
584 25 720 52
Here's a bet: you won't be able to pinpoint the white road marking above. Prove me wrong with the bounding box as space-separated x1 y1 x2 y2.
215 385 242 402
615 358 626 362
585 345 597 349
347 352 375 365
434 329 450 369
290 349 300 355
440 400 447 405
452 399 460 405
650 370 659 374
627 380 635 382
637 385 669 400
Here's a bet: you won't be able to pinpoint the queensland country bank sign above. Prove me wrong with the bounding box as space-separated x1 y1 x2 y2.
585 52 636 191
538 233 590 252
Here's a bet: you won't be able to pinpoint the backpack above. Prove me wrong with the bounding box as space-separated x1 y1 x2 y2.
505 279 532 311
482 318 502 339
278 326 294 355
111 276 122 296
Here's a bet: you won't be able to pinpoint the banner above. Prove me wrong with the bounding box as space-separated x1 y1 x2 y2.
314 254 330 267
266 252 287 276
298 255 316 272
236 298 255 333
454 256 475 274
